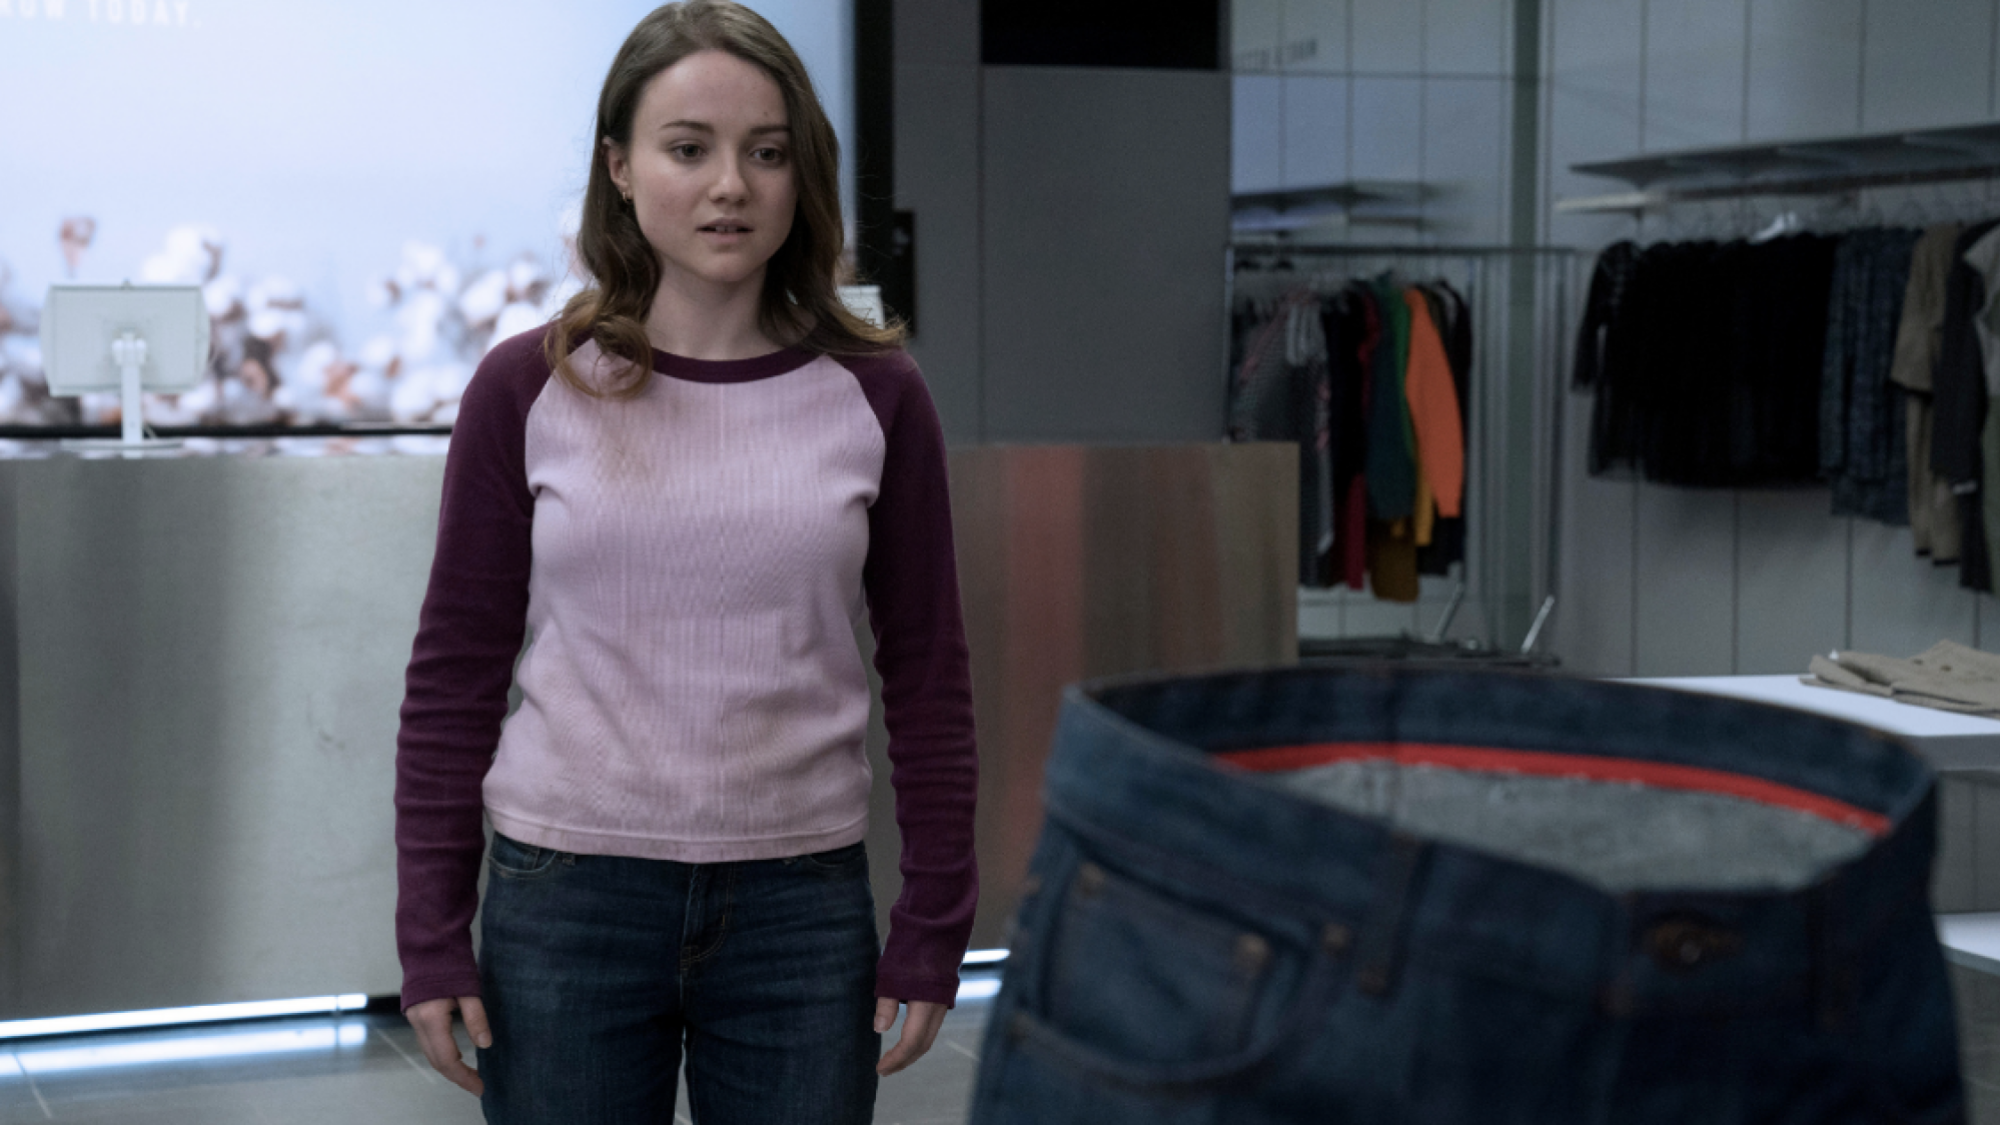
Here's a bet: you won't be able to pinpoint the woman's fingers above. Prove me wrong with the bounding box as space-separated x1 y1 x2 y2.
875 999 947 1077
406 996 487 1096
459 996 493 1050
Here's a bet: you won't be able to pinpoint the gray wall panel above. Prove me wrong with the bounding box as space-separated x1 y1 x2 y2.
1937 775 1979 912
1545 0 1643 251
980 67 1230 443
1746 0 1864 140
1232 0 1285 72
1234 75 1287 191
1633 486 1737 676
1282 0 1351 74
1351 0 1424 73
1283 75 1351 189
1350 76 1424 184
1850 523 1978 656
892 60 983 440
1550 0 1644 73
1425 0 1512 77
1423 77 1509 243
1976 778 2000 908
1553 469 1637 676
1543 16 1642 674
1734 494 1849 674
1344 596 1424 637
893 0 977 67
1860 0 1995 130
1642 0 1750 150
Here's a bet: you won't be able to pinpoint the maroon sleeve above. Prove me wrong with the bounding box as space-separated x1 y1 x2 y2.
394 329 551 1011
840 350 980 1008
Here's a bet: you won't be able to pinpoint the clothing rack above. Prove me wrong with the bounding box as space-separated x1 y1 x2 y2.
1226 242 1581 656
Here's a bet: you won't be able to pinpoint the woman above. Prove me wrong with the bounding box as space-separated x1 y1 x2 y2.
392 3 979 1121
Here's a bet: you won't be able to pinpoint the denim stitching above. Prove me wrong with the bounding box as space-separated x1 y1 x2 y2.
682 867 736 969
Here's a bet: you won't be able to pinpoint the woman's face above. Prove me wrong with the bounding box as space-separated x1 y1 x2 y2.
606 49 798 295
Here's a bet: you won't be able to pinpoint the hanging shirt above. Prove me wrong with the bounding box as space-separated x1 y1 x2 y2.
1940 220 2000 591
1890 223 1967 561
1365 280 1416 520
1403 288 1467 520
1418 283 1472 578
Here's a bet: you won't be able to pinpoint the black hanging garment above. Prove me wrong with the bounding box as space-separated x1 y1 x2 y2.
1819 228 1918 524
1936 220 1999 592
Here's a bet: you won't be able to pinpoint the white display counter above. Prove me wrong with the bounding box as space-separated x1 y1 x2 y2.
1641 674 2000 972
1637 674 2000 771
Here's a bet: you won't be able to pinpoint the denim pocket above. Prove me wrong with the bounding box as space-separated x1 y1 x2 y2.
1024 861 1294 1076
793 841 868 875
486 832 566 880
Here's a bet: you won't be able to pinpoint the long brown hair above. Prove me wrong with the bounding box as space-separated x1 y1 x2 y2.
544 0 903 397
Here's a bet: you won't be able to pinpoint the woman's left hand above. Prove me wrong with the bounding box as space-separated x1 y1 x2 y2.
874 997 946 1076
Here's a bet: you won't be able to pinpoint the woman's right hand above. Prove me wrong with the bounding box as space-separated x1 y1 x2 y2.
406 996 491 1096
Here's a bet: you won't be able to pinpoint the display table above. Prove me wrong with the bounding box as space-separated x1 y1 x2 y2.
1634 674 2000 771
1938 914 2000 977
1639 674 2000 958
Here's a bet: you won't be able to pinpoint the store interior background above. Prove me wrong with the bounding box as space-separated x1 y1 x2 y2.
1 0 1998 1092
895 0 2000 677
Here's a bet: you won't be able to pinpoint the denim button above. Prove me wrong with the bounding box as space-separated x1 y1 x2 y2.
1646 916 1742 973
1234 933 1271 973
1074 863 1106 898
1321 922 1353 955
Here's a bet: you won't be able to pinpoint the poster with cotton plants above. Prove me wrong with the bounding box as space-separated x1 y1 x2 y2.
0 0 852 432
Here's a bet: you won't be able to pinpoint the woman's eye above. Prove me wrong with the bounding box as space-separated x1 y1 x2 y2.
753 147 787 164
670 143 702 159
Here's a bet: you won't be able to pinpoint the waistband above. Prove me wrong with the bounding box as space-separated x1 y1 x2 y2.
1042 665 1938 1017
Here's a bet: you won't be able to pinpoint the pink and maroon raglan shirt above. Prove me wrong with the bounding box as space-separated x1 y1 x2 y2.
393 328 978 1012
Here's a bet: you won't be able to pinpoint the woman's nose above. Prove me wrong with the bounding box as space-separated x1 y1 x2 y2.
710 158 748 201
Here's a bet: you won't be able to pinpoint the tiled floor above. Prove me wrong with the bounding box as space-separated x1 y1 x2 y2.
11 964 2000 1122
0 976 997 1125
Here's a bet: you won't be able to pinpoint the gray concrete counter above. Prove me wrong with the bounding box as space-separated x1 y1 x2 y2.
0 440 1297 1021
0 448 447 1019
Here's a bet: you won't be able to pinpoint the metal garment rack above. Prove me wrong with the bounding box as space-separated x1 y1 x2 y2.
1226 242 1581 656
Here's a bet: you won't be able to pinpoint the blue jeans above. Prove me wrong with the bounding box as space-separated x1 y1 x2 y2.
477 834 880 1125
970 667 1963 1124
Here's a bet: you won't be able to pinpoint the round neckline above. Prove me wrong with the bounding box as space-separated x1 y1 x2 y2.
647 345 817 384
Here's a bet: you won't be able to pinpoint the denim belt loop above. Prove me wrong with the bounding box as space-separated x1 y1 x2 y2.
1353 831 1430 997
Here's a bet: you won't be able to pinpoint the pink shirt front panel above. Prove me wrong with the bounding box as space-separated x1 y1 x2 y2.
487 342 886 860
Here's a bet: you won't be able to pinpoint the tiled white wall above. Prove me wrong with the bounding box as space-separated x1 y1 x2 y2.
1544 0 1998 676
1230 0 1515 244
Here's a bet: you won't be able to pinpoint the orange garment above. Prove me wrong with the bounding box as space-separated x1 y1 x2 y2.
1402 291 1465 519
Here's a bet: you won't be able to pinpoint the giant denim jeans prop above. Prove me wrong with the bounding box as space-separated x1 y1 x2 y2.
968 667 1962 1124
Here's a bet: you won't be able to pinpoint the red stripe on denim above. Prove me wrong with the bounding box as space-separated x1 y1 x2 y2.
1215 742 1891 837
